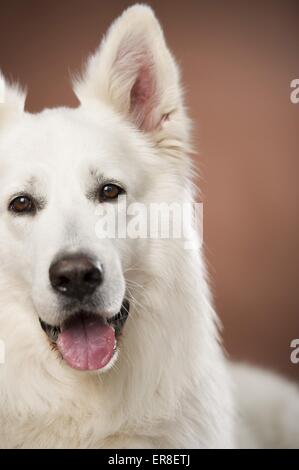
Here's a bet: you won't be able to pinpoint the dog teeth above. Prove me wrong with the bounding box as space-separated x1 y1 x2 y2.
39 318 60 343
49 327 60 342
45 324 60 342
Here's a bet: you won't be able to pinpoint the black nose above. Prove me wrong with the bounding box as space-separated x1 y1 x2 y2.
49 254 103 301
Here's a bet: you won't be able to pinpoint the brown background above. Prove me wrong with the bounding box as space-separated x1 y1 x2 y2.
0 0 298 380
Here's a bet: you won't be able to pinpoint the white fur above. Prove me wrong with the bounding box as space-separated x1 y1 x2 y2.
0 4 298 449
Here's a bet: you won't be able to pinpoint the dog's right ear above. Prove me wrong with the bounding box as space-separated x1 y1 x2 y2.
0 72 26 126
74 5 191 158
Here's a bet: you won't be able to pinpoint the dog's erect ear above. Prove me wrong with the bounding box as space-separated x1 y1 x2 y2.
0 73 26 125
74 5 185 135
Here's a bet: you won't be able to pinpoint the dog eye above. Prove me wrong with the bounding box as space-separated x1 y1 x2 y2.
8 195 36 214
99 184 124 202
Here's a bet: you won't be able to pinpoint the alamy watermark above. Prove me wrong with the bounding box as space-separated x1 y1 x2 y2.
290 79 299 104
290 339 299 364
94 196 203 250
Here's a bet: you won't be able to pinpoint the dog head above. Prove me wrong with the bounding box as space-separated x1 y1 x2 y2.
0 5 191 373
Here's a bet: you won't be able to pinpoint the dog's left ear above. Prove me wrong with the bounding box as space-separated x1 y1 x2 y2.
74 5 188 140
0 73 26 126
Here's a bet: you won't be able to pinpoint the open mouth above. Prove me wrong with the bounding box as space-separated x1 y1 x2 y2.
39 300 130 371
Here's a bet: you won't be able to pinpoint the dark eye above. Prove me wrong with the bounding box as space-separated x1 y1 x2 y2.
9 195 35 214
99 184 124 202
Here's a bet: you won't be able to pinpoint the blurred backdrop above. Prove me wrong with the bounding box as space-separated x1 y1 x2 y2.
0 0 298 380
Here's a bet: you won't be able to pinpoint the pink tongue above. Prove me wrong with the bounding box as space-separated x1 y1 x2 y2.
57 314 115 371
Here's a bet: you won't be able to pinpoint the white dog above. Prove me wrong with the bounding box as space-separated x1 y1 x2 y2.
0 4 298 448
